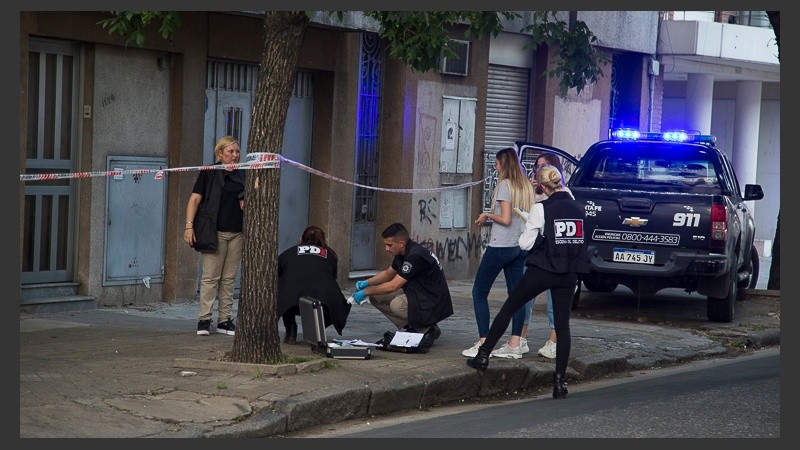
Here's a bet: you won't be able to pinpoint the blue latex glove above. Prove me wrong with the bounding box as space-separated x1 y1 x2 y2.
355 280 369 290
353 289 367 305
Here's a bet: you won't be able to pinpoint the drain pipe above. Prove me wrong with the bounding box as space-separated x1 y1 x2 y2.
648 11 664 132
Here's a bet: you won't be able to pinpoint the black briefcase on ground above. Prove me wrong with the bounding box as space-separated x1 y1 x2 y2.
298 296 371 360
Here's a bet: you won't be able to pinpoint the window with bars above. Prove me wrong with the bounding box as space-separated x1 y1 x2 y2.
223 107 243 143
353 32 383 224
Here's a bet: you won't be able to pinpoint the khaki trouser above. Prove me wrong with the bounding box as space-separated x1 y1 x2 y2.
198 231 243 322
370 291 431 334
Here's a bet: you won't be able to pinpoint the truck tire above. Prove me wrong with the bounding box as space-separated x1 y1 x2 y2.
583 278 618 293
738 244 760 290
707 268 737 322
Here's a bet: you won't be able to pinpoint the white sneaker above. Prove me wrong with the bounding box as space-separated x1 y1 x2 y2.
462 341 482 358
538 340 556 359
520 338 530 354
491 342 523 359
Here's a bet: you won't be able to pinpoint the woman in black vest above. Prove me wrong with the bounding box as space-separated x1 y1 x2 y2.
466 164 589 399
277 226 351 344
184 136 245 337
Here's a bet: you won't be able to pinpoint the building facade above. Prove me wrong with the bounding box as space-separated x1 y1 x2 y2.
19 11 779 311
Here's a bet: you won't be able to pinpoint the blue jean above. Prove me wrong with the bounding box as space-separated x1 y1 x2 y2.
525 289 555 329
471 246 530 337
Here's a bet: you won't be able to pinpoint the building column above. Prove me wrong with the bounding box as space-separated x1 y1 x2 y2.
685 73 714 134
732 80 762 187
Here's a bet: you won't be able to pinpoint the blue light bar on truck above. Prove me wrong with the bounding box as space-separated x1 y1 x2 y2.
609 128 716 144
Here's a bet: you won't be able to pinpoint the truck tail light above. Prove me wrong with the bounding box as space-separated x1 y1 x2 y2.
710 203 727 252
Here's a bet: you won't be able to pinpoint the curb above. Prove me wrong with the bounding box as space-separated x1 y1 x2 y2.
206 328 780 438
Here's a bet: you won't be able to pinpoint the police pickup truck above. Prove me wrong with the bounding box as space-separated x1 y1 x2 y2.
515 130 764 322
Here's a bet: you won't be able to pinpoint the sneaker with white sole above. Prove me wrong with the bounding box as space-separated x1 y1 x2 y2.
538 339 556 359
462 341 482 358
216 319 236 336
491 342 523 359
520 338 530 354
196 319 211 336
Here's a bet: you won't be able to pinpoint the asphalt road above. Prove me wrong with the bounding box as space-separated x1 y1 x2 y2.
289 348 780 438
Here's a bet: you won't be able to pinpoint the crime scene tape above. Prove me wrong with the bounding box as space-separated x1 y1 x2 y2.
279 156 486 193
18 153 281 182
19 151 486 193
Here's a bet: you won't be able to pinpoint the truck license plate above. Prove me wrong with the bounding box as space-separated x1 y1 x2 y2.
612 248 655 264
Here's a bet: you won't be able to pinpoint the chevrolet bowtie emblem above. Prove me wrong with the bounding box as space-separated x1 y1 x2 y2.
623 217 648 227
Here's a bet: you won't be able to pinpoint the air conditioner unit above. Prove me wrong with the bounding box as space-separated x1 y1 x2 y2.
440 40 469 76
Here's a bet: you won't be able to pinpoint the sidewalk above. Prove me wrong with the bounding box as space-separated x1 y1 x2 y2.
19 279 780 438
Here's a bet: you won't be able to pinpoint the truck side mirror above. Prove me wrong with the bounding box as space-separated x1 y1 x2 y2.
744 184 764 201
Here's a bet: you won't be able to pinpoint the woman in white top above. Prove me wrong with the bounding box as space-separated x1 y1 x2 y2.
467 164 590 399
463 147 534 359
519 152 574 359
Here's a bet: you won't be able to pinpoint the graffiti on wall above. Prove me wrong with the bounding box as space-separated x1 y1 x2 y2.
418 197 438 224
416 111 438 186
414 232 488 262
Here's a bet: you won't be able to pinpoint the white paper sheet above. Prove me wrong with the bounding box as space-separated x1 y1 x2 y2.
389 331 425 347
332 339 382 348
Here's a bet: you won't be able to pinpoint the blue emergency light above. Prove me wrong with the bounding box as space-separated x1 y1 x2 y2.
609 128 716 144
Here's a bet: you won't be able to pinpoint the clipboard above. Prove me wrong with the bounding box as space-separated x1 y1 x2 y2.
389 331 425 347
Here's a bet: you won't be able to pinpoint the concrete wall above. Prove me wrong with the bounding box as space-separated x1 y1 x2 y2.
579 11 659 54
87 45 172 306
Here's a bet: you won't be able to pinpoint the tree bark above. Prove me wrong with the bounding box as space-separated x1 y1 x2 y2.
766 11 779 291
767 211 780 290
231 11 309 363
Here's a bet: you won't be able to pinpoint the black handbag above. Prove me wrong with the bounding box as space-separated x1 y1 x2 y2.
192 205 217 253
192 170 219 253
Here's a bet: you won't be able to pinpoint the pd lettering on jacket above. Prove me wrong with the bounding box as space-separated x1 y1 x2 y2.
554 219 585 244
297 245 328 258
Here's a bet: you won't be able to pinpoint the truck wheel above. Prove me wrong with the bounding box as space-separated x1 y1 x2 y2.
738 244 760 290
571 279 582 310
583 278 618 293
707 269 737 323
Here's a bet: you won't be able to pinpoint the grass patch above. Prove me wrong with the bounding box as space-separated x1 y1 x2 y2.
281 354 322 364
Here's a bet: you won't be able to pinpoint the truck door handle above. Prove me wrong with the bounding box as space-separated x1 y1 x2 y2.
619 197 654 213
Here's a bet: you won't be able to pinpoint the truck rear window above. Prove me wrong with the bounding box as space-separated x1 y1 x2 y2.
576 143 722 193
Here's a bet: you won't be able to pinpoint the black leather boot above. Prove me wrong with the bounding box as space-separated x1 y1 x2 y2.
284 324 298 345
466 346 491 372
553 372 568 399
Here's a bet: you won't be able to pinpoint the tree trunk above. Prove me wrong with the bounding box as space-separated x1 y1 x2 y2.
767 211 780 290
766 11 779 291
231 11 309 364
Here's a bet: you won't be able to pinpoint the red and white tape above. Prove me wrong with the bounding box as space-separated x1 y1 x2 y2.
19 153 280 182
20 151 486 193
280 157 486 193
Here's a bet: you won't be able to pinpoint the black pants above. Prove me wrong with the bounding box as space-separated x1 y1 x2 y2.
479 266 578 375
282 306 299 330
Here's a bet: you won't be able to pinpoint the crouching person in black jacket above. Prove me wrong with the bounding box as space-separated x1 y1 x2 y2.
466 165 589 399
351 223 453 352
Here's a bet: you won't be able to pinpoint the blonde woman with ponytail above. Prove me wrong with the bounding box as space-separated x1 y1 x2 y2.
463 147 535 359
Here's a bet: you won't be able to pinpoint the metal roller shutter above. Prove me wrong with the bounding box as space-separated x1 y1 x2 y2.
484 65 530 154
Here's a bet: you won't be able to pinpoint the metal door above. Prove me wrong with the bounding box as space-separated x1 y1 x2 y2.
22 38 81 284
204 62 313 293
350 32 383 271
278 71 314 254
103 157 167 286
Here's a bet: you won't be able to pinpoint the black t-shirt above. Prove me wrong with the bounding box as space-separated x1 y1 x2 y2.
192 169 244 232
391 240 453 328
